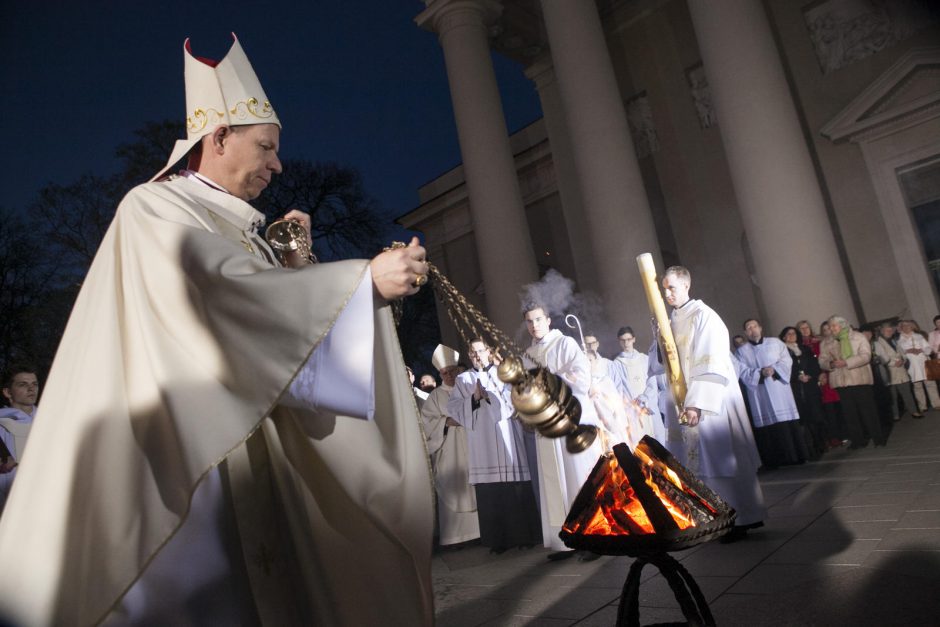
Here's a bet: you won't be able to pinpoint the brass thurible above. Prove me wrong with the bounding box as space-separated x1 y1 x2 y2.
384 240 596 453
497 355 598 454
265 219 317 266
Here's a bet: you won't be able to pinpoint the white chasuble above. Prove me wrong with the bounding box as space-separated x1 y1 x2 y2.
0 176 434 626
668 300 765 524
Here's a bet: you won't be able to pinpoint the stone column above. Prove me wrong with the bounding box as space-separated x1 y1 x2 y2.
525 55 600 295
539 0 664 332
687 0 855 328
416 0 538 335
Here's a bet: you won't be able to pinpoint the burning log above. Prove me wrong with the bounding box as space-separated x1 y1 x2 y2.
560 436 736 557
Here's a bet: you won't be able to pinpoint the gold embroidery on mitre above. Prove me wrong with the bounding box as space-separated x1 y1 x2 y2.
229 97 274 121
187 107 226 133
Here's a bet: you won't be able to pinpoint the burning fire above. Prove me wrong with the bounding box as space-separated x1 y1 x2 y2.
563 441 719 537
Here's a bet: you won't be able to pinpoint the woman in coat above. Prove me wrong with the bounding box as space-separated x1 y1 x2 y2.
780 326 827 457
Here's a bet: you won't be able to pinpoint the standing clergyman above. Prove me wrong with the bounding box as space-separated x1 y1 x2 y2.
658 266 765 543
0 35 433 626
735 319 809 468
421 344 480 547
523 302 605 561
447 339 541 553
611 326 651 402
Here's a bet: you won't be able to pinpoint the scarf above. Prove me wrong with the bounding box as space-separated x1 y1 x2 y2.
836 327 853 359
786 342 802 357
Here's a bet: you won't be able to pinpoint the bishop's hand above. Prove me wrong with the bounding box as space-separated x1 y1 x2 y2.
371 236 427 301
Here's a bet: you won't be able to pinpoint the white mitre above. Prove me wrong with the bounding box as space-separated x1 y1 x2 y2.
431 344 460 372
153 33 281 181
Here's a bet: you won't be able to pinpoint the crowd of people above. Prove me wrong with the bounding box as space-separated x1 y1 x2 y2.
417 266 765 553
731 315 940 469
1 30 938 624
415 272 940 556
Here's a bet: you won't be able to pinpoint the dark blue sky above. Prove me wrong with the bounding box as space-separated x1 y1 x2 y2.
2 1 542 220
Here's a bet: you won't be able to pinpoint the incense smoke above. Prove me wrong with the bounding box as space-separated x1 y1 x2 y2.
517 269 619 356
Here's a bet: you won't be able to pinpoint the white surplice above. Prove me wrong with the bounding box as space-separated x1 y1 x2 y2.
612 350 650 399
0 406 34 516
525 329 605 551
447 366 530 484
588 355 657 450
735 338 800 427
898 331 933 382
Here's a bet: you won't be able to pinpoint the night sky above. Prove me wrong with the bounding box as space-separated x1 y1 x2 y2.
2 1 542 222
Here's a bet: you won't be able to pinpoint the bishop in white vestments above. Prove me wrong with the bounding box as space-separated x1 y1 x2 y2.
421 344 480 546
0 35 434 626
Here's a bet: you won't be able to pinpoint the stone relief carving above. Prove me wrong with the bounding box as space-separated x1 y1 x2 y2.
803 0 936 74
686 63 716 130
625 93 659 159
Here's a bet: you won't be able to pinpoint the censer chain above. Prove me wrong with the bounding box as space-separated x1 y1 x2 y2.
384 241 595 454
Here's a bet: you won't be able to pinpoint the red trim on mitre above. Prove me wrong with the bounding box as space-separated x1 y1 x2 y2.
184 38 219 68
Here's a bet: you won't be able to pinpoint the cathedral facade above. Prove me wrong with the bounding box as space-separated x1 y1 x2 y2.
401 0 940 348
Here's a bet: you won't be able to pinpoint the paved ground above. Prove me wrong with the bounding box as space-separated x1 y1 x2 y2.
432 412 940 626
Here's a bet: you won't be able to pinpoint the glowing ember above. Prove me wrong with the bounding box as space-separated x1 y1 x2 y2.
562 440 719 537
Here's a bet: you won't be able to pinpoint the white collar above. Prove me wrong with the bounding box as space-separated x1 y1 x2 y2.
532 328 562 346
179 170 266 233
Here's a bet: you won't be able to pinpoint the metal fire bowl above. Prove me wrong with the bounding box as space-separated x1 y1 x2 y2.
559 436 738 556
559 512 737 558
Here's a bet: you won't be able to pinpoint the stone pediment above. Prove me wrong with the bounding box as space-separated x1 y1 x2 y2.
821 47 940 143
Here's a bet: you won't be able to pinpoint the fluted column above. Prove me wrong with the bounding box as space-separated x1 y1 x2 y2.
688 0 855 328
416 0 538 334
539 0 664 331
525 55 600 295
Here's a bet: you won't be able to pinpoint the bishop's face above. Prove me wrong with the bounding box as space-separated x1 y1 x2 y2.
439 366 459 387
219 123 283 201
524 308 551 341
662 274 690 308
